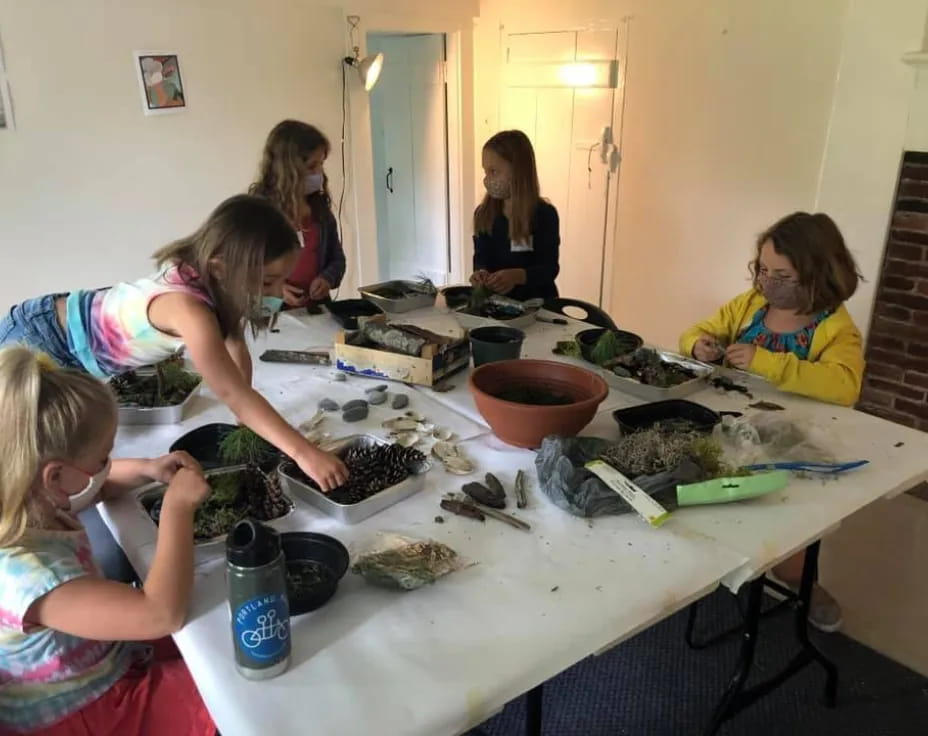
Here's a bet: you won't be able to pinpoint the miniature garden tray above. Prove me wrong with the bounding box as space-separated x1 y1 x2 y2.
359 280 437 313
452 305 539 330
133 464 295 557
279 435 431 525
115 376 202 426
601 350 715 401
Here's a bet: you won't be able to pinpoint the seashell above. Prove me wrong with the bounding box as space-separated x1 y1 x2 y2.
404 410 425 422
443 455 475 475
382 417 420 431
299 410 325 433
431 441 457 460
417 422 435 433
432 427 453 441
394 431 421 448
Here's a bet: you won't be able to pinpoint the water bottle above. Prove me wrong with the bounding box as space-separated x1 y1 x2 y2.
226 519 291 680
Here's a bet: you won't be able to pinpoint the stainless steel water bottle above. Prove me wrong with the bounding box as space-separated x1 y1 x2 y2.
226 519 291 680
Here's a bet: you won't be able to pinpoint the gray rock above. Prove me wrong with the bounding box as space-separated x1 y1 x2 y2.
342 399 368 412
342 404 369 423
318 398 340 412
374 384 388 392
332 372 347 382
367 390 388 405
392 393 409 410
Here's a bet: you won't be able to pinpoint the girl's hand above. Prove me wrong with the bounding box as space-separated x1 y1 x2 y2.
283 283 308 307
725 343 757 370
294 446 348 493
693 334 723 362
163 467 211 513
308 277 331 302
470 270 490 286
485 268 526 295
144 451 201 484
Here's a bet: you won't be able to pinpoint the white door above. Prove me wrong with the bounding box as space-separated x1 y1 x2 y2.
501 30 622 306
368 33 450 285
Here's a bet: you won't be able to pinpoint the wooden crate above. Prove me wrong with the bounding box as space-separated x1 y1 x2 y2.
334 321 470 387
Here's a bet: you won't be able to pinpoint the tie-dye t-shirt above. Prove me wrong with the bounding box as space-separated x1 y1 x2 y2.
65 263 213 378
0 516 133 733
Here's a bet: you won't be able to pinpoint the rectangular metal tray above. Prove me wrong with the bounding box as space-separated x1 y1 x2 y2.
601 349 715 401
116 376 202 425
359 281 438 313
452 305 539 330
134 464 295 556
278 434 431 524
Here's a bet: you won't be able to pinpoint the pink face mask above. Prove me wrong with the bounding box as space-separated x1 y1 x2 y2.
758 274 803 310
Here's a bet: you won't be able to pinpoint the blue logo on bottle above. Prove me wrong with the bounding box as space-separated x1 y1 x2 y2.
234 594 290 661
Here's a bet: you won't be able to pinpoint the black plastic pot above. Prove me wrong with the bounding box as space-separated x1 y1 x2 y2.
576 328 644 364
612 399 741 435
441 285 473 309
280 532 349 615
470 326 525 367
543 298 618 330
326 299 383 330
169 423 279 472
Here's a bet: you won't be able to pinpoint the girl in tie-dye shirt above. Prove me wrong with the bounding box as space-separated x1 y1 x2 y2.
0 347 215 734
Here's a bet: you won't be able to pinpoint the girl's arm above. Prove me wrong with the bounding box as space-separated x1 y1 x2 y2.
100 452 201 500
521 204 560 289
679 296 746 357
157 293 347 491
748 326 864 407
319 212 346 289
26 468 209 640
225 332 253 385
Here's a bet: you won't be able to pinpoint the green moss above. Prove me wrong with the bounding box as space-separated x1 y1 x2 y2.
218 427 277 466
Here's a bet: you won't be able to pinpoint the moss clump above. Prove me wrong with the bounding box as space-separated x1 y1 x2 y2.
601 429 747 479
218 427 277 466
111 359 200 408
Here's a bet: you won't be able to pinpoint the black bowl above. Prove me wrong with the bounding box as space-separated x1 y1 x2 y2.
280 532 349 615
326 299 383 330
576 328 643 364
170 423 279 472
441 285 473 309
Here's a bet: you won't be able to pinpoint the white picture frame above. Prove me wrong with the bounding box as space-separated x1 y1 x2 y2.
133 50 187 116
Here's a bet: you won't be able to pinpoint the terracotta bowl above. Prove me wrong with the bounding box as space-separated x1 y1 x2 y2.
468 359 609 448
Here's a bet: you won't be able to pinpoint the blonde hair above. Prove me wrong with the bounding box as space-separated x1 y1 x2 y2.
0 348 117 546
153 194 299 338
474 130 542 243
248 120 332 227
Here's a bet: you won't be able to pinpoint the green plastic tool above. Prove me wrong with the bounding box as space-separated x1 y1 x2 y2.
676 470 789 507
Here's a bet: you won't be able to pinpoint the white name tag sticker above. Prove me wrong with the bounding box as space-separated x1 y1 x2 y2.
510 236 534 253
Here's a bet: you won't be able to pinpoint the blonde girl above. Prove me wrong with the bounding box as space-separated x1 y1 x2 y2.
0 347 214 734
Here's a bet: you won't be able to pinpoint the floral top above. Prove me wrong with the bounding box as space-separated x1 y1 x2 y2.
737 306 832 360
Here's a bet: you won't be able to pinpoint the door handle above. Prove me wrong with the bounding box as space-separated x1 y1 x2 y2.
386 167 394 194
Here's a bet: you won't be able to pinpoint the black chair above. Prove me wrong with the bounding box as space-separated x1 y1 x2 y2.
543 298 618 331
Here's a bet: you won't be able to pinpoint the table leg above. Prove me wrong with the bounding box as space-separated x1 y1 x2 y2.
525 684 543 736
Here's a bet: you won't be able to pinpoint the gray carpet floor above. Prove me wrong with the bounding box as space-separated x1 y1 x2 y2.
472 588 928 736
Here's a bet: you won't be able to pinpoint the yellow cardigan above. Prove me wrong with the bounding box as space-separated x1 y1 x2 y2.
679 289 864 407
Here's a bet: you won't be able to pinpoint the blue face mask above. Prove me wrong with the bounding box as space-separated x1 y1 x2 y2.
260 296 284 318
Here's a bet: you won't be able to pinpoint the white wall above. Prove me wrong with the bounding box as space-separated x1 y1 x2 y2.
476 0 849 347
0 0 351 309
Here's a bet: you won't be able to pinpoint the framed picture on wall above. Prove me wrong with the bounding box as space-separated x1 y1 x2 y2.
133 51 186 115
0 30 13 130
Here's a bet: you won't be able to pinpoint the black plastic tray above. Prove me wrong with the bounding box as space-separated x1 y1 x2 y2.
612 399 740 435
576 328 644 363
169 423 280 471
326 299 384 330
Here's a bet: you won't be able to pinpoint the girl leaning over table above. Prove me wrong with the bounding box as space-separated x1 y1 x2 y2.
0 348 215 735
680 211 865 632
249 119 347 311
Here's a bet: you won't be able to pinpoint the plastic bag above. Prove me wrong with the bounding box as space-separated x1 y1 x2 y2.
713 412 838 467
352 534 468 591
534 436 703 518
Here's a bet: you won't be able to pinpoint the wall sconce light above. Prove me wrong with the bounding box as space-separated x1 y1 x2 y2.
344 15 383 92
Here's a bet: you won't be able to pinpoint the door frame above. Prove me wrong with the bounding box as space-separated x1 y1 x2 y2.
345 14 469 289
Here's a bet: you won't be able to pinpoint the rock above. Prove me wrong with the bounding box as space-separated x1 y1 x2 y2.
332 372 347 382
367 390 387 406
392 393 409 410
373 384 388 392
318 398 340 412
342 399 368 412
342 404 369 423
434 515 445 524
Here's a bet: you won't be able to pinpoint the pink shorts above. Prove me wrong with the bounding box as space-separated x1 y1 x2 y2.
31 638 215 736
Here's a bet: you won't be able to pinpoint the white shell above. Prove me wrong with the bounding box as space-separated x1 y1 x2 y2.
416 422 435 433
443 456 475 475
432 427 453 441
304 430 330 444
382 417 420 431
394 431 421 448
404 410 426 422
431 441 458 460
300 410 325 433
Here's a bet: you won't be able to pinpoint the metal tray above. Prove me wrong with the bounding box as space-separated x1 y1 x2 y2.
134 464 295 556
452 305 539 330
116 377 202 425
359 281 438 313
601 349 715 401
278 434 431 524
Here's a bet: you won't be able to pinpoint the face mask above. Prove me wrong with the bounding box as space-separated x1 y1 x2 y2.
260 295 284 318
304 172 324 195
484 176 511 200
65 458 112 513
758 274 803 310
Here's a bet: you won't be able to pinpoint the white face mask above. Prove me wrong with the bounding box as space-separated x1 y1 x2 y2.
304 172 324 195
66 458 112 513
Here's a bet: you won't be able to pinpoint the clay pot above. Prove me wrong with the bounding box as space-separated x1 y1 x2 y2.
469 326 525 367
468 359 609 448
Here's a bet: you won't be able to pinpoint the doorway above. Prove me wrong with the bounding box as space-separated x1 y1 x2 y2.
500 29 623 306
367 32 451 285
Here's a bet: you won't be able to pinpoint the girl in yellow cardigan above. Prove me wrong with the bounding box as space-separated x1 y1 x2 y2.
681 211 864 632
680 211 864 407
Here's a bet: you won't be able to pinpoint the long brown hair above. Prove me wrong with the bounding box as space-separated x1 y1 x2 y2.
474 130 541 243
0 348 116 546
249 120 333 227
153 195 299 337
751 212 862 313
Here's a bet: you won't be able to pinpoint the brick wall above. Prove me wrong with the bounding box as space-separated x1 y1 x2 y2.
858 151 928 431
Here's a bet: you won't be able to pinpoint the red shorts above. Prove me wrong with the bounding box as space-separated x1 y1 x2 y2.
31 638 214 736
